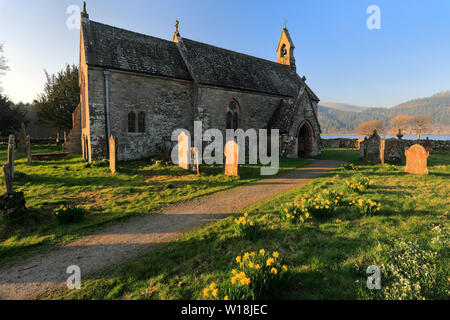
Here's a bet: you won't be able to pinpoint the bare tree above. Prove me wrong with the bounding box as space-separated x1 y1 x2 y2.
409 116 433 140
0 43 10 91
355 120 386 136
389 115 412 134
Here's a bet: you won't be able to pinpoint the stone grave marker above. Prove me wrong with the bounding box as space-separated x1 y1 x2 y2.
7 135 15 180
224 141 239 176
423 138 432 153
178 132 189 170
109 135 117 174
190 147 200 175
383 138 405 163
405 144 429 175
360 130 382 163
356 137 365 150
26 135 32 164
18 123 27 153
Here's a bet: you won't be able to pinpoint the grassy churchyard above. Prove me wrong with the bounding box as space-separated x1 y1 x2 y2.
0 143 309 266
38 148 448 300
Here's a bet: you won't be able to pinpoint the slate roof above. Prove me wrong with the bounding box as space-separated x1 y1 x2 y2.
82 19 317 99
181 38 302 97
82 21 193 80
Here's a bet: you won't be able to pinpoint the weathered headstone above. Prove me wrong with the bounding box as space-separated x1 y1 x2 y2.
2 164 13 194
161 138 172 163
423 138 432 153
18 123 27 153
190 147 200 175
383 138 405 163
1 135 26 219
224 141 239 176
7 135 15 180
356 137 365 150
405 144 429 175
178 132 189 170
360 130 382 163
26 135 32 164
109 135 117 174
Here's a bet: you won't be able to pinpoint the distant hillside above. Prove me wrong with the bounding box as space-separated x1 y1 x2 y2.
318 91 450 134
319 102 367 113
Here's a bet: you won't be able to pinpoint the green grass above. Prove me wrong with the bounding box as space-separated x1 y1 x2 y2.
46 149 449 300
0 143 309 266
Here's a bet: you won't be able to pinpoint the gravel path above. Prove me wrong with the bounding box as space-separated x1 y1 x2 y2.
0 160 342 300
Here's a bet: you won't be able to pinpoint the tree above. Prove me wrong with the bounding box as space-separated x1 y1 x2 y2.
354 120 386 136
34 64 79 130
0 94 26 136
0 43 10 92
389 115 412 134
409 116 433 140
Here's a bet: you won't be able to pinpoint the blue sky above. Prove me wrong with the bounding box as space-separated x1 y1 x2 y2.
0 0 449 108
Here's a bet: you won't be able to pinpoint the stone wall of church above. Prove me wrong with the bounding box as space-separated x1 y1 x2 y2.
195 86 287 133
87 68 194 161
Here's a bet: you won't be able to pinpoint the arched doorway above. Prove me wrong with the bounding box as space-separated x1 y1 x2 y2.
297 121 314 157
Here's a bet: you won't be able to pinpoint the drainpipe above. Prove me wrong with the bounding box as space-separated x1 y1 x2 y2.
103 70 111 154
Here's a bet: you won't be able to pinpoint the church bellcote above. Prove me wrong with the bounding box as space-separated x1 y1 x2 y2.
276 27 296 71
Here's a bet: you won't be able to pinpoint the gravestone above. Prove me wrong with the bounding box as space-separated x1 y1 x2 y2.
109 135 117 174
383 138 405 163
356 137 365 150
360 130 382 163
26 135 32 164
18 123 27 153
423 138 432 153
224 141 239 176
161 138 172 163
64 131 67 144
7 135 15 180
178 132 189 170
190 147 200 175
1 135 27 219
405 144 429 175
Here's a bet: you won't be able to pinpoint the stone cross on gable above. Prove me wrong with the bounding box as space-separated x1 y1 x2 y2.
283 18 288 29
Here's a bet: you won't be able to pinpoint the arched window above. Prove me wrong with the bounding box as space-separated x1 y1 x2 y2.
280 44 287 58
138 112 146 133
226 100 240 130
128 112 136 133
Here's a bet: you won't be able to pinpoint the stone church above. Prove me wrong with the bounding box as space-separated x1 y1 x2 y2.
68 5 323 161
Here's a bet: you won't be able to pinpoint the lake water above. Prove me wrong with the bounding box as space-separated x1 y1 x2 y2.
321 134 450 141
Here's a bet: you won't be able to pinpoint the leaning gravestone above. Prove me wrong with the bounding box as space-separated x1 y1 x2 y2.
109 135 117 174
178 132 189 170
360 130 382 163
405 144 429 175
224 141 239 176
190 147 200 175
18 123 27 153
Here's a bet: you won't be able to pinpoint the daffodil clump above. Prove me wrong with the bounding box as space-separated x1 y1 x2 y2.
350 199 381 217
304 195 335 219
203 250 288 300
280 200 311 224
322 189 345 207
343 163 358 171
345 175 373 193
54 205 85 224
84 159 109 168
234 213 260 241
